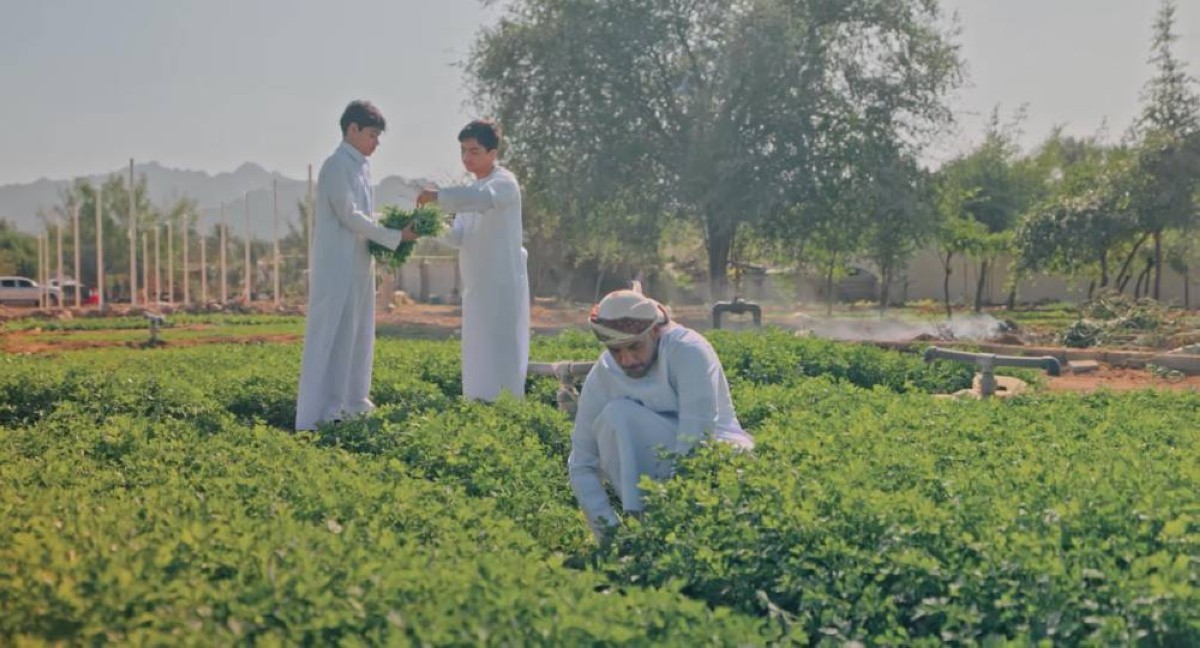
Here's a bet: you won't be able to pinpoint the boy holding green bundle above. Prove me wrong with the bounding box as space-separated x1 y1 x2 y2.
295 100 419 431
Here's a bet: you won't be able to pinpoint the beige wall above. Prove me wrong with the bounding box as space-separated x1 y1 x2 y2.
386 251 1195 308
391 256 460 303
899 249 1194 306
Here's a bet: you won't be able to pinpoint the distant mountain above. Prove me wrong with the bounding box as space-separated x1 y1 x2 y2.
0 161 430 240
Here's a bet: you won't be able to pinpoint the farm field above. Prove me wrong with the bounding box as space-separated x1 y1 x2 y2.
1 325 1197 645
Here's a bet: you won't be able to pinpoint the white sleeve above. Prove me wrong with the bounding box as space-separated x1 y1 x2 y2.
438 213 467 249
567 368 618 538
437 175 519 214
323 163 404 250
669 338 723 454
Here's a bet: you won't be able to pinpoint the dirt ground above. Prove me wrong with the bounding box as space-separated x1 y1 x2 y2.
2 301 1197 394
1040 365 1200 393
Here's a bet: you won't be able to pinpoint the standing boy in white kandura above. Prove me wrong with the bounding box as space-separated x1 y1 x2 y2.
417 119 530 402
295 100 418 431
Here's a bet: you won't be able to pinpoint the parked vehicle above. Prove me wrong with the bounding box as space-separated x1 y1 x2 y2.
0 276 61 306
49 279 100 305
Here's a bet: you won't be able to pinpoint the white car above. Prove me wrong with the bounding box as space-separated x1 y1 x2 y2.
49 279 100 305
0 276 61 306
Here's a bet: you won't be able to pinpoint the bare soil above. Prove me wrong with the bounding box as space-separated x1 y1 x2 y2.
1043 365 1200 393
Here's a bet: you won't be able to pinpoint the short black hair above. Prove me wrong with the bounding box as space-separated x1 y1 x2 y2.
340 100 386 136
457 119 501 151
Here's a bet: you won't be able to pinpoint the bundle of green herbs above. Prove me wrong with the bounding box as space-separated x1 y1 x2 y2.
370 205 444 268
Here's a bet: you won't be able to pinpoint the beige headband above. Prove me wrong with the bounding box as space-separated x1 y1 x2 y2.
588 288 668 346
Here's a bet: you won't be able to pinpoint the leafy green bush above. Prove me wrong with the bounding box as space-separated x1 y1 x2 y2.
709 329 974 393
609 384 1200 645
1 415 773 645
2 331 1196 644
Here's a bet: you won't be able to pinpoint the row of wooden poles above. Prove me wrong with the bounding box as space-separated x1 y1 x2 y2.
31 159 315 311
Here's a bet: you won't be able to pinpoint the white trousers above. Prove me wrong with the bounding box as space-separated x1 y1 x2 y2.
593 399 680 513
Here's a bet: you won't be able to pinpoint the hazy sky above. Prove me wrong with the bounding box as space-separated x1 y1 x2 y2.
1 0 1197 186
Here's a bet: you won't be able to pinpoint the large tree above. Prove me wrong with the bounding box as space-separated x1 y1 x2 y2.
1011 133 1142 298
1130 0 1200 300
467 0 961 298
1013 154 1139 296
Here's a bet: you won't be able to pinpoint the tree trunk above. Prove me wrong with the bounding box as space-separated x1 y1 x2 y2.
973 259 989 313
1099 251 1109 288
1152 230 1163 300
1087 279 1096 300
1116 233 1150 293
1185 269 1191 310
793 267 806 302
593 265 607 304
942 252 954 319
705 218 733 302
790 243 808 304
878 266 891 313
1134 256 1153 300
825 260 836 317
1005 284 1017 311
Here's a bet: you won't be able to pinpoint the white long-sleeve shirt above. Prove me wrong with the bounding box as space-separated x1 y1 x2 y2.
295 141 403 430
568 323 753 528
437 166 530 401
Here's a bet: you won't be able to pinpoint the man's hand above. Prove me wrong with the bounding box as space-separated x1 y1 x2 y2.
416 188 438 207
400 224 419 242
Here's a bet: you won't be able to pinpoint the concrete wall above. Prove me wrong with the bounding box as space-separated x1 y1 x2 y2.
390 256 460 304
384 251 1195 308
900 249 1193 306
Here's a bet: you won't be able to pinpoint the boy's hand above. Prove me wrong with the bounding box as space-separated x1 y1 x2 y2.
416 188 438 207
400 224 419 242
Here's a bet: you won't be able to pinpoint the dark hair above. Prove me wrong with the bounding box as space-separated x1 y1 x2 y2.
457 119 501 151
340 100 386 135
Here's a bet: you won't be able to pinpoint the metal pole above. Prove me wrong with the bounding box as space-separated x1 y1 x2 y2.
220 202 227 304
56 219 64 311
36 234 44 309
96 183 105 310
182 216 189 306
167 221 173 304
72 202 81 308
129 159 137 307
142 232 150 305
273 179 280 305
200 231 208 303
243 191 251 302
45 233 51 309
154 224 161 303
307 164 314 298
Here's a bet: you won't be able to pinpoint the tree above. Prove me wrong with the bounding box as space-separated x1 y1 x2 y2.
1013 179 1137 297
468 0 961 298
860 153 934 310
0 219 37 277
1130 0 1200 300
939 110 1039 312
1012 134 1144 298
43 176 147 294
931 171 985 318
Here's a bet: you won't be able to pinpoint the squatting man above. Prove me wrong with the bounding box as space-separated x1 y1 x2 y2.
568 285 755 541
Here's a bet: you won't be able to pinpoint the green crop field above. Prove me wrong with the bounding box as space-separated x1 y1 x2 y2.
1 329 1196 645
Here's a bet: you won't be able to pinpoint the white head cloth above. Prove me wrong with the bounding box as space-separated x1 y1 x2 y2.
588 282 669 346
